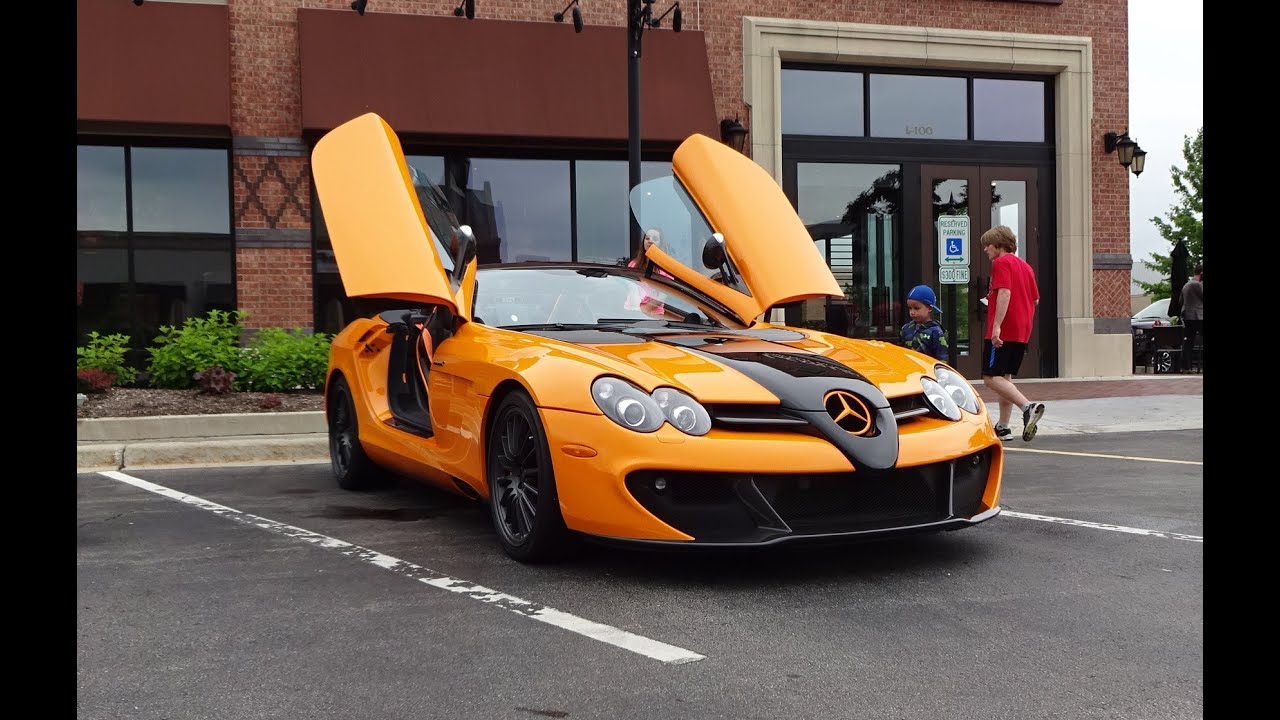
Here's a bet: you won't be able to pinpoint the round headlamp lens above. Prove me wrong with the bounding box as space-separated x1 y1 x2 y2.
920 376 962 421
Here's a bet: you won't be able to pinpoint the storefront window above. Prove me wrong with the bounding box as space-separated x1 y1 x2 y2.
465 159 570 264
781 69 864 136
77 146 127 231
575 160 670 265
131 147 230 233
869 74 967 140
76 142 233 367
794 162 902 339
973 79 1045 142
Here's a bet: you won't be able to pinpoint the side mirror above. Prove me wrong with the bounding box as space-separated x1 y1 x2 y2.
451 225 477 279
701 232 727 270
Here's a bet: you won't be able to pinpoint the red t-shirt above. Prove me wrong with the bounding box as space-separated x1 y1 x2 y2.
985 252 1039 343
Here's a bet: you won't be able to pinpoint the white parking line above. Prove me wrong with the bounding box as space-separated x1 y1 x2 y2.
97 471 705 665
1004 447 1202 465
1002 510 1202 542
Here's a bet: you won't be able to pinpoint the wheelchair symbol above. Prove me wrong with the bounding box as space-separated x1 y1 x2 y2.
946 238 963 256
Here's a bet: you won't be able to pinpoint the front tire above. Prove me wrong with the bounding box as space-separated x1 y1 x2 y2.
328 375 384 490
486 391 571 562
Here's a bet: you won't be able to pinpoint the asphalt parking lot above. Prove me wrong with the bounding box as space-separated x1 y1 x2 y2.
78 429 1202 720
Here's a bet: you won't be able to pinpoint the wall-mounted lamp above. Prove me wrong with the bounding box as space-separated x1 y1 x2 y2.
553 0 583 33
1103 130 1138 166
1130 146 1147 177
453 0 476 19
720 116 749 154
350 0 368 15
649 1 683 31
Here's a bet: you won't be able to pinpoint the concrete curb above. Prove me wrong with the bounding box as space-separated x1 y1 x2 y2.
78 432 329 472
77 412 325 442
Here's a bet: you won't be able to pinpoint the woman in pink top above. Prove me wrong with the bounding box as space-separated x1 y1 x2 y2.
625 229 677 318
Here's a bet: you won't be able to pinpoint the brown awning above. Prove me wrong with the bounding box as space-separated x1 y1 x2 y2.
298 9 717 145
76 0 231 128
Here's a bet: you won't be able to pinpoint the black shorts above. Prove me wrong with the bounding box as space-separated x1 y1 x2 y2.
981 339 1028 377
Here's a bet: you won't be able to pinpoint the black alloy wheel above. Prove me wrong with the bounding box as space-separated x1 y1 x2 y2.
328 376 383 490
486 391 570 562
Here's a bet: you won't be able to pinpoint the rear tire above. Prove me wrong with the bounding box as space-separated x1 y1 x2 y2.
328 376 384 490
1153 350 1174 374
486 391 571 563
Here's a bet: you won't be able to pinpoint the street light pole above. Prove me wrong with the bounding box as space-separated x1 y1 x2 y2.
626 0 652 258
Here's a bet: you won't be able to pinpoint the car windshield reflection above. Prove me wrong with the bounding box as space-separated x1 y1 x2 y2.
474 267 733 329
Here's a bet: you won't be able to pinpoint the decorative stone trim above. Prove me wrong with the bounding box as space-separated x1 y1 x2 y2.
1094 318 1131 335
1092 253 1132 270
235 228 312 249
740 17 1108 375
233 136 309 157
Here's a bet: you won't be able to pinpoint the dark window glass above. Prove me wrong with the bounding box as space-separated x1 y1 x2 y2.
131 147 230 233
132 235 235 345
77 232 130 343
781 69 864 136
795 162 902 339
575 160 670 265
869 74 967 140
465 159 570 264
973 79 1045 142
78 146 127 231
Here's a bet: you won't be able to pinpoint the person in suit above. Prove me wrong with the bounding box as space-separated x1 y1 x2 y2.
1179 264 1203 372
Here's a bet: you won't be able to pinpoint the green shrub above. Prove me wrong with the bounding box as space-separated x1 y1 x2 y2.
236 327 333 392
76 332 138 385
146 310 247 389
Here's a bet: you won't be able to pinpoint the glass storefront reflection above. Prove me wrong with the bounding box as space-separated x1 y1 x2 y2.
931 178 971 358
991 180 1027 258
131 147 230 234
576 160 670 265
794 163 902 339
465 159 570 264
78 146 127 231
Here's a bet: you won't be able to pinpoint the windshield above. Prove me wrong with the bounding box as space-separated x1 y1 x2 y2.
473 267 736 329
1133 298 1169 319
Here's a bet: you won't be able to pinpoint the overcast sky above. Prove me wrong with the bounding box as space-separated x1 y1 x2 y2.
1127 0 1203 282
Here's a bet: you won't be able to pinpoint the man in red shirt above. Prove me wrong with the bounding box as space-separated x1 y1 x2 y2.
980 225 1046 442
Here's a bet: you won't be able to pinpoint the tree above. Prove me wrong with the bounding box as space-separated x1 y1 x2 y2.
1136 127 1203 299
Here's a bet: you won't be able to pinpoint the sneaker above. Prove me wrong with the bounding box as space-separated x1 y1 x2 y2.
994 424 1014 441
1021 402 1046 442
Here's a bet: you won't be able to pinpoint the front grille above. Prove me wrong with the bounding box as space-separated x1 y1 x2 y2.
754 466 948 533
625 448 995 543
706 404 813 433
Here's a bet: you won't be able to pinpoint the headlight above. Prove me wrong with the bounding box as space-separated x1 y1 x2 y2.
933 365 981 414
652 387 712 436
591 377 712 435
920 377 962 421
591 377 664 433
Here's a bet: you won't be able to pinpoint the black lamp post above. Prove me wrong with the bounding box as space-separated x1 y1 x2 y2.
627 1 682 257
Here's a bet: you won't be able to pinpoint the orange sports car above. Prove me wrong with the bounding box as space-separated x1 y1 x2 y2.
312 113 1004 563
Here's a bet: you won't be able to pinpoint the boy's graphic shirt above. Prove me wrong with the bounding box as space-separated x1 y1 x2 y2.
901 319 949 361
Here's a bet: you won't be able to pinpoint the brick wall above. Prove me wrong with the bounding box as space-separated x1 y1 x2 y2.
227 0 1130 326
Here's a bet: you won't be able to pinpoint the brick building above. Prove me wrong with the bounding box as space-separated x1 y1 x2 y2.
77 0 1136 379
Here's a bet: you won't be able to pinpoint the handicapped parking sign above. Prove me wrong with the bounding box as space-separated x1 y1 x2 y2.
937 216 970 266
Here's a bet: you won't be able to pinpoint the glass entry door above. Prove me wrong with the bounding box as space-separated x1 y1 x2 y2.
919 165 1040 380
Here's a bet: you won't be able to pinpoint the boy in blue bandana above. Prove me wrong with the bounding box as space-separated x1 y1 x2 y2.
901 285 949 362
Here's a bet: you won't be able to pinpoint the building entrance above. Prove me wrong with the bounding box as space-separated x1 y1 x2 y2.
918 165 1042 379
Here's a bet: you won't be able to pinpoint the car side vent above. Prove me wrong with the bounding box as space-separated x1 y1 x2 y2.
888 393 932 422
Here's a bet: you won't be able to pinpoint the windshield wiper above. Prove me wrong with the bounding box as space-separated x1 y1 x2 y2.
596 315 724 328
501 323 629 331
